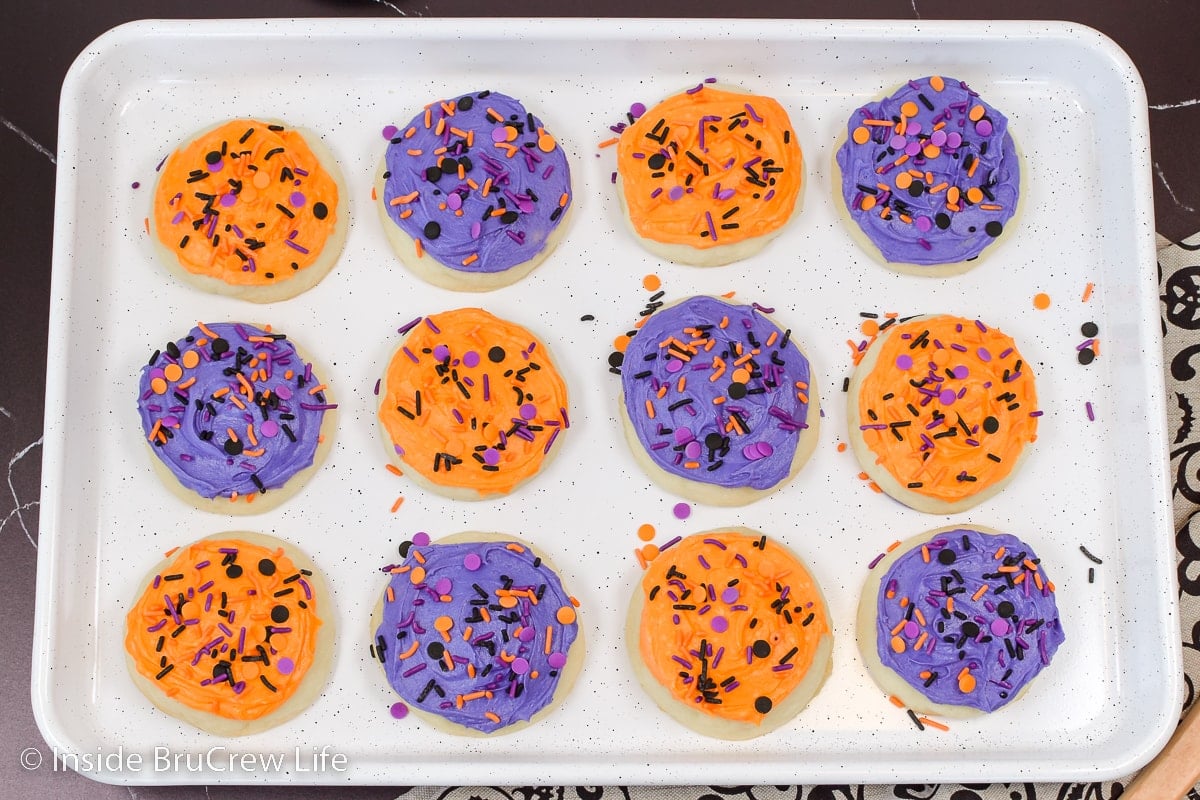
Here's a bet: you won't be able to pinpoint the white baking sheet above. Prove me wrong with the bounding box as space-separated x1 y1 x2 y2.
34 18 1178 785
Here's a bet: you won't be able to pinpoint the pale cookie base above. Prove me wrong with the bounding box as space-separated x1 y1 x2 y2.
371 531 586 737
144 331 337 515
616 84 805 267
376 332 567 501
617 297 820 506
149 119 349 303
375 155 574 292
625 526 833 739
856 524 1035 718
846 314 1032 514
831 114 1024 277
125 531 336 736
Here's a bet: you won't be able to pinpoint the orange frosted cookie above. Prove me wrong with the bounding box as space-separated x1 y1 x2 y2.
378 308 571 500
848 315 1040 513
150 119 347 302
124 532 334 736
616 83 804 266
626 528 832 739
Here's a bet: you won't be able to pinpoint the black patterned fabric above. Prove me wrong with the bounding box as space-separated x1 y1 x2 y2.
384 234 1200 800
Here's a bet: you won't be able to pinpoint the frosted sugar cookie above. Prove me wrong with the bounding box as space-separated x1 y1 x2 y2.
150 119 347 301
376 90 573 291
616 83 804 266
378 308 570 500
138 322 336 514
835 76 1019 275
858 525 1064 717
848 314 1038 513
124 532 334 736
627 527 832 739
617 295 819 506
372 532 584 735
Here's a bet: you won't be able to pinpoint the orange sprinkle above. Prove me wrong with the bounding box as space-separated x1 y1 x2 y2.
635 548 647 570
390 496 404 513
642 273 661 292
1033 292 1051 310
890 619 908 635
544 626 554 654
930 75 945 91
887 540 902 552
570 596 580 607
385 463 404 477
485 712 501 724
919 716 950 731
442 650 455 671
861 319 880 336
972 585 989 601
409 566 426 584
414 239 424 258
613 334 631 353
869 481 883 493
143 217 150 235
890 635 906 653
147 420 164 442
888 695 905 708
390 190 419 206
505 543 526 554
966 187 984 204
598 137 619 148
921 546 931 563
398 639 419 659
637 523 656 541
994 546 1006 560
645 399 655 419
462 253 479 266
968 158 980 178
852 126 871 144
642 544 660 561
914 632 928 650
978 204 1003 211
307 383 327 396
1082 282 1095 302
837 442 847 452
412 549 426 564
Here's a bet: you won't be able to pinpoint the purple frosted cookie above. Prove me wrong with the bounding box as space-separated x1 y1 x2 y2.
835 76 1020 275
137 322 337 514
615 295 819 506
376 90 573 291
857 525 1065 717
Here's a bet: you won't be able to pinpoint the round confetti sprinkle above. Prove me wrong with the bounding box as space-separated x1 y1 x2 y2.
276 657 295 675
556 605 577 625
390 701 409 719
643 273 662 292
463 553 482 571
637 523 656 541
673 502 691 520
1033 292 1051 310
412 532 431 546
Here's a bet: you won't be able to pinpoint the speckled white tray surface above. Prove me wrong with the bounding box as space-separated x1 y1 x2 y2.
34 17 1177 786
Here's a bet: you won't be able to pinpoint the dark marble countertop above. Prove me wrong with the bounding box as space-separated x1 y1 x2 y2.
3 2 1198 798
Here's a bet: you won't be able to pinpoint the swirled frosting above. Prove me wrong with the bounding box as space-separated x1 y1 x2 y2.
836 76 1019 266
124 536 325 721
619 296 812 490
634 530 830 724
378 308 570 497
853 314 1038 507
617 84 802 251
380 90 571 274
872 527 1064 712
374 537 581 733
152 119 342 288
138 322 334 501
